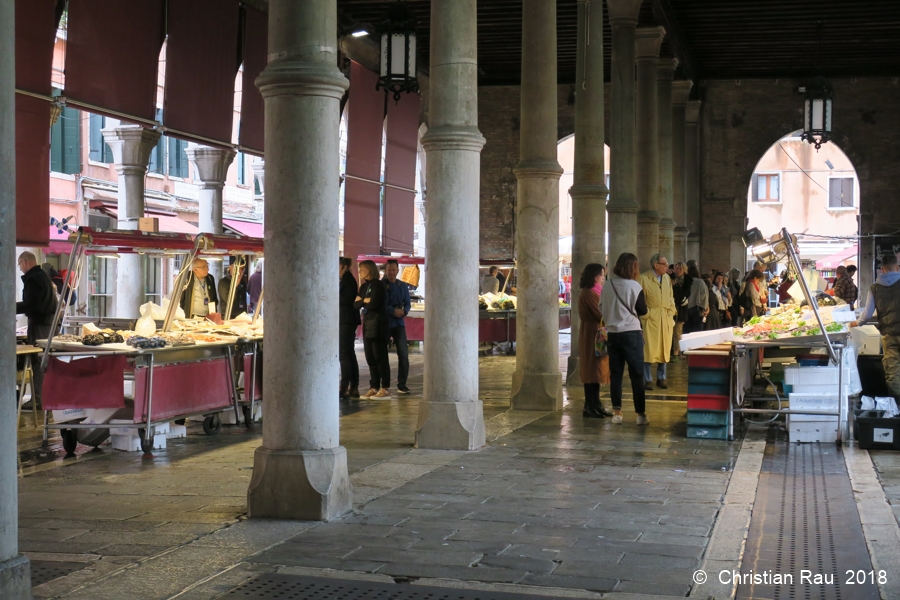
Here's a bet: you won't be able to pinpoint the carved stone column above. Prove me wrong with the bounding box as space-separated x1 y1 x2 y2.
634 27 665 265
671 80 693 263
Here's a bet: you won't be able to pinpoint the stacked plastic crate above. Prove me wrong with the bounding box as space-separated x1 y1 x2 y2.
686 353 730 439
784 364 841 443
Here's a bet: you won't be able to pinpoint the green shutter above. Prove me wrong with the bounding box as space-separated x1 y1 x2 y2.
61 107 81 174
149 108 164 174
237 151 245 185
89 114 103 161
50 108 64 173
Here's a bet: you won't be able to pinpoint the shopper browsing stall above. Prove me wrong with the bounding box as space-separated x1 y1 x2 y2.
217 261 248 319
852 253 900 396
577 263 613 419
383 259 411 395
481 266 501 295
355 260 390 398
639 254 676 390
180 258 219 318
16 251 58 410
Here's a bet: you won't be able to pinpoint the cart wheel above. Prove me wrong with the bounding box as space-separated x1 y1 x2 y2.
242 406 253 429
138 427 156 455
203 415 222 436
60 429 77 457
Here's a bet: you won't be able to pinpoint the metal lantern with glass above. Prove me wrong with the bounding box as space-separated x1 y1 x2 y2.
376 1 419 102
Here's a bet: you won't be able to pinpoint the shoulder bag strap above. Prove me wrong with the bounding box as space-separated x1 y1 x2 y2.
610 279 639 318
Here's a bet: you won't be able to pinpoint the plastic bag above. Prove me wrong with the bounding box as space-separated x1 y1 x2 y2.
135 303 157 336
861 396 876 410
160 298 185 320
875 397 900 418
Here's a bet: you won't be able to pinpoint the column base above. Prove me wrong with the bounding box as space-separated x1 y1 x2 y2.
511 370 563 410
0 555 31 600
566 355 581 387
416 400 485 450
247 446 352 521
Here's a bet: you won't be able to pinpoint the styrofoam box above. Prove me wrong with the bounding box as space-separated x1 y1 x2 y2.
790 383 852 397
111 433 166 452
789 392 839 411
166 424 187 439
788 413 839 424
788 420 838 443
850 325 881 356
109 420 170 436
679 327 735 352
52 408 89 423
784 365 839 386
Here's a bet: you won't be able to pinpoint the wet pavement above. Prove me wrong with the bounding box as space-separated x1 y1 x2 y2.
15 339 896 599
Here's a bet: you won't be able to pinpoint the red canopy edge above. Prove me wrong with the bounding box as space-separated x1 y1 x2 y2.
68 227 265 255
355 255 516 268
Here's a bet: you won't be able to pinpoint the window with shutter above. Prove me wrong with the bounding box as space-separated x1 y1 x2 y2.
168 138 189 178
237 151 246 185
754 173 780 203
88 114 115 163
149 108 165 174
829 177 855 209
51 104 82 175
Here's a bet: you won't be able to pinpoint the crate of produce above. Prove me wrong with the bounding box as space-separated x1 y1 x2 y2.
687 409 729 426
855 410 900 450
788 392 839 411
688 367 731 385
687 354 730 369
687 394 730 411
688 382 730 396
687 425 729 440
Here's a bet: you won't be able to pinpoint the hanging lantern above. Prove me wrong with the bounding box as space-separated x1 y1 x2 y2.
800 76 833 151
376 2 419 103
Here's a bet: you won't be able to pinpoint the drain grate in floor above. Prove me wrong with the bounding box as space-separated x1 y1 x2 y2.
30 560 91 587
221 573 555 600
737 439 879 600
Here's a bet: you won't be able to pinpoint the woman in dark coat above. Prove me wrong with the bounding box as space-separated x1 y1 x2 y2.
578 263 612 418
354 260 390 398
339 257 360 399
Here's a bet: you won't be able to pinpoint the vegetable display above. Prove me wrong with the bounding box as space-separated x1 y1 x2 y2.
733 304 848 341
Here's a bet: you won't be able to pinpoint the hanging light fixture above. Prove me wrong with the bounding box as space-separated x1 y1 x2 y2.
376 1 419 103
800 76 833 151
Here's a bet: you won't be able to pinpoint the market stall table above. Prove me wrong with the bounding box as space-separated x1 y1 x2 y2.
16 345 42 429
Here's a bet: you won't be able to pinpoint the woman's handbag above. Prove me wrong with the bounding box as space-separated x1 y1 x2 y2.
363 315 381 339
594 322 609 357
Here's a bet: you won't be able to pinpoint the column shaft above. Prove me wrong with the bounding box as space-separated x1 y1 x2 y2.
656 58 677 262
1 0 33 595
634 27 665 265
103 126 161 319
685 100 702 262
566 0 606 386
607 2 642 264
511 0 563 410
416 0 486 450
247 0 351 520
671 81 693 264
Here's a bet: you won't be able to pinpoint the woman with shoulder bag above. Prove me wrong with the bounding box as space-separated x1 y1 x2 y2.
684 265 708 334
577 263 613 419
354 260 390 398
600 253 650 426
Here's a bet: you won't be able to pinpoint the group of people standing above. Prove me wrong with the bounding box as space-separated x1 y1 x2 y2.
339 258 411 400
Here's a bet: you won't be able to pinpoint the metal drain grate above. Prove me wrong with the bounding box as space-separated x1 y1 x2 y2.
222 573 553 599
737 440 879 600
29 560 90 587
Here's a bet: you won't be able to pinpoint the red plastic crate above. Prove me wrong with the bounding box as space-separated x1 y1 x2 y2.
687 354 730 369
687 394 730 411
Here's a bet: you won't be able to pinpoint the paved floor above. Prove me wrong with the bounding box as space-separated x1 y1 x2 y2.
12 339 900 599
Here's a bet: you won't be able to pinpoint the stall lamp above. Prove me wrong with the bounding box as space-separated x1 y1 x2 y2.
800 77 833 151
741 227 766 249
376 1 419 103
351 29 368 37
94 253 120 260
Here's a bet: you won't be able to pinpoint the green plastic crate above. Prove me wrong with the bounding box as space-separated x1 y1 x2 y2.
687 367 730 385
687 409 730 426
687 425 729 440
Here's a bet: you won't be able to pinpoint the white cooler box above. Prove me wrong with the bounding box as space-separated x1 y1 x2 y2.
788 419 839 443
788 392 839 443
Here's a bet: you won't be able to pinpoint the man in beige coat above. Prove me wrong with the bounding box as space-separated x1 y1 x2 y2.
639 254 677 390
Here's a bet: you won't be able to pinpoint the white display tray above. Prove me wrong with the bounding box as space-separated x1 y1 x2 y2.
679 327 735 352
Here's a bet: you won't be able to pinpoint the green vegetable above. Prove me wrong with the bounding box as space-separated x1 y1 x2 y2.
747 316 762 325
755 334 763 340
768 332 779 339
825 322 843 333
791 330 803 337
808 327 821 336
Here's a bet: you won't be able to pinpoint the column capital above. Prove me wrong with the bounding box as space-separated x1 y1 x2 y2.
635 27 666 59
568 183 609 201
420 125 486 153
657 57 679 80
686 100 702 124
659 218 676 230
185 145 236 185
256 61 348 101
607 200 641 214
514 158 564 180
672 80 694 106
101 125 161 170
606 0 642 25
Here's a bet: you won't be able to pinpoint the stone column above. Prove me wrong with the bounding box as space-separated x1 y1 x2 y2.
606 0 642 265
415 0 486 450
656 58 677 262
510 0 563 410
565 0 606 387
185 145 235 235
246 0 352 520
1 0 33 596
685 100 702 262
102 125 162 319
671 80 693 263
634 27 665 265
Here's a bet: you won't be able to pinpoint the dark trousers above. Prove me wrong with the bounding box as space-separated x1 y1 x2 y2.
583 383 601 409
339 322 359 389
363 334 390 390
608 330 646 414
387 325 409 388
27 323 52 407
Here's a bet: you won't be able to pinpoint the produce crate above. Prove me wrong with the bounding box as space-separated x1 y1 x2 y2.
855 410 900 450
687 354 730 369
687 409 729 426
688 367 731 385
688 382 730 396
687 425 729 440
687 394 730 411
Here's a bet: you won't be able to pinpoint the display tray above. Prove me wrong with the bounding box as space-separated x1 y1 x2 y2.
37 338 242 354
732 331 849 348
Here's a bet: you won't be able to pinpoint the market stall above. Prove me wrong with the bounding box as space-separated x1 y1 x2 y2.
680 227 859 443
37 227 264 455
355 255 571 344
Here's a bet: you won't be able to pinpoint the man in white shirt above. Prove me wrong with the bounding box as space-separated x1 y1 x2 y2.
180 258 219 318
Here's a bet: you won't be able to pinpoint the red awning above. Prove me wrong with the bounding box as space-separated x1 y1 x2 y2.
163 0 241 147
97 206 200 235
64 0 165 124
15 0 61 96
238 5 267 154
816 245 858 270
16 95 51 246
223 219 263 238
383 91 419 254
46 226 73 254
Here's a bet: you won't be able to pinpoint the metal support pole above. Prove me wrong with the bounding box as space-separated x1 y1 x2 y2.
143 353 156 454
42 231 83 372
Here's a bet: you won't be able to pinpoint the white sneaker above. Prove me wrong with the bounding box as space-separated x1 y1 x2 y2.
611 413 623 424
636 414 649 426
